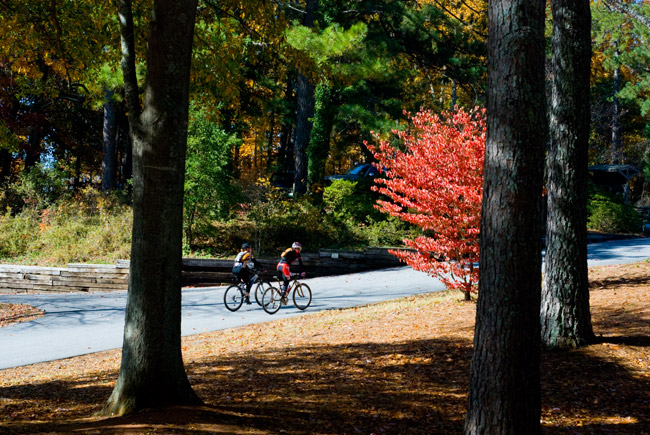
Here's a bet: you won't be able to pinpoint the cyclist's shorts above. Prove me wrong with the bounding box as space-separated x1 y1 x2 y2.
277 262 290 279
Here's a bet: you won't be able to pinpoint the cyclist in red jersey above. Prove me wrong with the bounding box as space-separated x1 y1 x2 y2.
277 242 304 296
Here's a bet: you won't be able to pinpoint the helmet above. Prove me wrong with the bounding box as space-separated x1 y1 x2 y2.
292 242 302 249
241 242 251 249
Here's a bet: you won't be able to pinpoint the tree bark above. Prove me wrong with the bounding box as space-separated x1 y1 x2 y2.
292 0 318 197
25 123 42 169
102 88 118 192
0 149 12 185
464 1 547 434
294 74 314 196
612 58 622 164
541 0 594 350
102 0 201 416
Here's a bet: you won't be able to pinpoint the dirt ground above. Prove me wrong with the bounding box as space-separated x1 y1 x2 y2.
0 260 649 434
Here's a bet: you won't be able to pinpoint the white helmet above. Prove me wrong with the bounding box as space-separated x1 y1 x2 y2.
292 242 302 249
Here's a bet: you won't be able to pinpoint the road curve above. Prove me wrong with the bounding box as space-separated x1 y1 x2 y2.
1 237 648 369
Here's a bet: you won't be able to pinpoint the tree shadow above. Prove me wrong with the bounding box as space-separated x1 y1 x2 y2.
590 275 650 290
541 349 650 434
591 305 650 343
1 330 648 433
542 303 650 434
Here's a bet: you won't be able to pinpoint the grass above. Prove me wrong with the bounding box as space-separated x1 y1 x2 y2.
0 205 132 267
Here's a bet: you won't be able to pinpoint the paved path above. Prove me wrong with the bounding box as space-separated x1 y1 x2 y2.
0 267 443 369
1 237 648 369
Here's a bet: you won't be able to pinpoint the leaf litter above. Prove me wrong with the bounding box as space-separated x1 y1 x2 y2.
0 261 648 433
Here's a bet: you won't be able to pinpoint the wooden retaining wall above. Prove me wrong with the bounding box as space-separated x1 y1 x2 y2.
0 248 405 293
181 247 404 287
0 262 130 293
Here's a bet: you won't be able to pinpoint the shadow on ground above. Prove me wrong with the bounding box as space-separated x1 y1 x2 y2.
1 329 649 434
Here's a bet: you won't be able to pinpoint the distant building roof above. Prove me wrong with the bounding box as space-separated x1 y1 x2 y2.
588 164 640 180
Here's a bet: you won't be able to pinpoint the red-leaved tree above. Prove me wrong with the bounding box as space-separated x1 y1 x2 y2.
366 107 485 300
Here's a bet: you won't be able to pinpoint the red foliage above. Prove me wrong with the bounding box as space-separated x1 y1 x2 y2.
366 107 485 295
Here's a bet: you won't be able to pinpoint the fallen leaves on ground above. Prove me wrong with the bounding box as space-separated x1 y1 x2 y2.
0 261 649 434
0 303 44 327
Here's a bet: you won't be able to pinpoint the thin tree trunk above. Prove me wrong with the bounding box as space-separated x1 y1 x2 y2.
0 149 11 185
541 0 594 350
25 123 42 169
103 0 201 416
102 88 118 192
464 1 547 433
612 57 622 164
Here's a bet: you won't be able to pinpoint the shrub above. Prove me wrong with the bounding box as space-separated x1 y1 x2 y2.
0 164 70 213
357 216 421 247
367 107 485 298
323 178 383 223
588 190 642 234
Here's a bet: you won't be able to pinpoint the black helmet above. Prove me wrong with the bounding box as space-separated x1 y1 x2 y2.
242 242 251 249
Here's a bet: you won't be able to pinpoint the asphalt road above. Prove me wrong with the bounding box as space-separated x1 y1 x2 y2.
0 237 648 370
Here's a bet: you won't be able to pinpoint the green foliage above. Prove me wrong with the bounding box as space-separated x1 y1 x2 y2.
592 1 650 116
184 107 244 248
187 190 358 257
285 22 368 73
359 216 420 248
323 179 381 223
0 164 69 213
588 188 642 234
321 179 415 247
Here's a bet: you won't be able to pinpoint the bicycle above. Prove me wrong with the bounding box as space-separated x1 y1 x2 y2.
261 272 312 314
223 272 279 312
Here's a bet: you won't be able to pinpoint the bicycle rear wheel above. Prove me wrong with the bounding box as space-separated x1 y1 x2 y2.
224 284 244 311
293 283 312 310
254 281 271 306
262 286 282 314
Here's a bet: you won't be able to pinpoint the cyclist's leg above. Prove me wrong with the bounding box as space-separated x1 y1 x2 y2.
240 269 252 303
277 263 290 294
247 273 258 292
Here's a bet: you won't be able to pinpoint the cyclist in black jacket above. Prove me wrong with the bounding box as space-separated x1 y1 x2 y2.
233 242 261 304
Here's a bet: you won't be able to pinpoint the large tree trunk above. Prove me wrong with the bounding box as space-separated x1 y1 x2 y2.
541 0 594 350
102 0 200 416
292 0 318 197
294 74 314 196
102 88 118 192
464 1 547 434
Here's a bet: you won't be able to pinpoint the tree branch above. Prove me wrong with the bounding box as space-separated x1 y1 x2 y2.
603 0 650 31
116 0 141 130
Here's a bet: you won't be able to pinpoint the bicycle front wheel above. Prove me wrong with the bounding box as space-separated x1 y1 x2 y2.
293 283 312 310
224 284 244 311
262 286 282 314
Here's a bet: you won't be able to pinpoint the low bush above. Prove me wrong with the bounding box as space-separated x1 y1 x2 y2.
588 189 643 234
